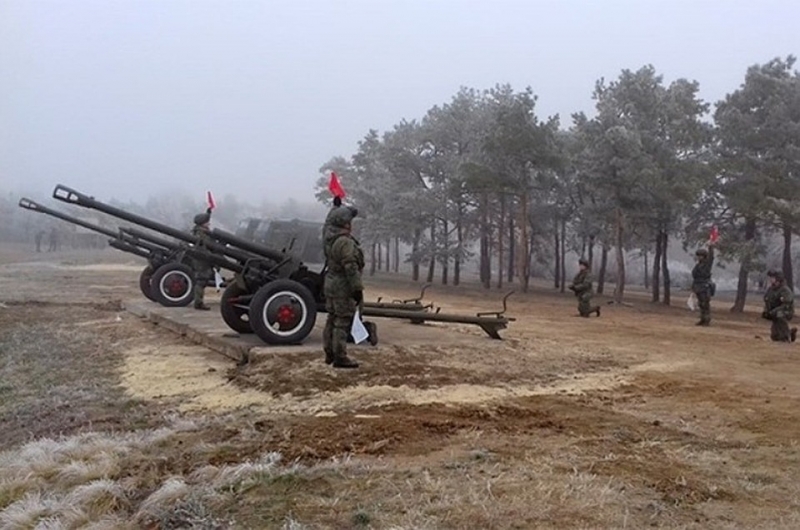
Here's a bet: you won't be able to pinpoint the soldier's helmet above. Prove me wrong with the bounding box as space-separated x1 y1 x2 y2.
695 248 708 257
194 212 211 226
578 258 590 268
772 270 785 282
329 206 357 228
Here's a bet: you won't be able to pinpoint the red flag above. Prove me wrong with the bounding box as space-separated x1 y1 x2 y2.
709 225 719 243
207 191 216 210
328 172 346 198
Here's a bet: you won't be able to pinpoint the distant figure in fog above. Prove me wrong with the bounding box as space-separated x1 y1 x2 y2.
48 227 58 252
35 230 44 252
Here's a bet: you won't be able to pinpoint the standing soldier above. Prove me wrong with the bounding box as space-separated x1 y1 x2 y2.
35 230 44 252
322 207 363 368
569 258 601 317
691 242 715 326
762 270 797 343
191 211 213 311
48 227 58 252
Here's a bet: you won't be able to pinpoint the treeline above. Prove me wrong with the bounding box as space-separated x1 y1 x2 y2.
315 56 800 311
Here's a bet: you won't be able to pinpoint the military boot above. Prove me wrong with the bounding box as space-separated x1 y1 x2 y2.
324 349 334 364
595 307 601 317
791 328 798 343
194 303 211 311
333 355 359 369
365 321 378 346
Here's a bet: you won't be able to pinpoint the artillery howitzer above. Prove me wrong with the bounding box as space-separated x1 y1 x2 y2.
52 184 515 345
17 197 224 306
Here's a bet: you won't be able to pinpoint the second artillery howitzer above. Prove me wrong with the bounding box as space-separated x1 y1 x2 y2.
17 197 228 306
52 184 515 345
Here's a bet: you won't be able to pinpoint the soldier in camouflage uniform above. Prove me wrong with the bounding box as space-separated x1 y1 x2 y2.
322 207 363 368
569 258 601 317
191 212 214 311
762 270 797 343
691 245 715 326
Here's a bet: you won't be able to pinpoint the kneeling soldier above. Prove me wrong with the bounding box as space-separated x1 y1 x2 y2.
762 270 797 343
569 258 600 318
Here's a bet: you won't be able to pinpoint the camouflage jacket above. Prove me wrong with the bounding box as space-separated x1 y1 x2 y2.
764 283 794 319
190 225 213 272
691 248 714 288
191 224 211 246
569 270 593 296
324 232 364 298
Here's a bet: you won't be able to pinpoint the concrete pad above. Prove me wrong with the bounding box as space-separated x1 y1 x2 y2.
123 298 489 364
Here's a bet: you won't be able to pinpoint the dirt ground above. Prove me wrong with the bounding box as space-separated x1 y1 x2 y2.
2 242 800 529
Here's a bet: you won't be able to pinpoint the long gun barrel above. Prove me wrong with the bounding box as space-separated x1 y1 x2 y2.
108 238 153 259
19 197 121 240
211 228 295 266
53 184 196 244
19 197 171 259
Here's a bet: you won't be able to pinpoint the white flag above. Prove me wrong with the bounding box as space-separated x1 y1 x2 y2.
350 309 369 344
686 292 697 311
214 270 223 292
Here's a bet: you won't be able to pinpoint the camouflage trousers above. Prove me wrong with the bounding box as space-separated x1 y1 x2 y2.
324 296 356 361
694 287 711 324
193 263 213 307
578 292 599 317
769 312 794 342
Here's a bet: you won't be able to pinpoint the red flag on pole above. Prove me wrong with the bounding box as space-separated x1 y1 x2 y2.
328 172 346 198
207 191 216 210
709 225 719 244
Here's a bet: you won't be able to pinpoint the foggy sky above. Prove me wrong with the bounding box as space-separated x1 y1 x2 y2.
1 0 797 204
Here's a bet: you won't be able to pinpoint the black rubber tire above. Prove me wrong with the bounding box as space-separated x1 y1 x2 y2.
220 283 253 334
249 279 317 345
139 265 158 302
150 263 195 307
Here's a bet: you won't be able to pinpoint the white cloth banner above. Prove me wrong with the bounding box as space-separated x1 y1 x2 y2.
686 292 697 311
214 270 223 291
350 309 369 344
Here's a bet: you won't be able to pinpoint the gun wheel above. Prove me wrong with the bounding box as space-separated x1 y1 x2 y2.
220 283 253 334
151 263 195 307
139 265 158 302
250 279 317 345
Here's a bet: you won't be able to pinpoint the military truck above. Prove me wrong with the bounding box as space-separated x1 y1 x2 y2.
235 217 325 265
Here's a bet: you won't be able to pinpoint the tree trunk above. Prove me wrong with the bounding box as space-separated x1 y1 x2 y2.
377 242 382 271
520 192 531 292
480 194 491 289
651 232 662 302
497 195 505 289
613 208 625 303
426 222 436 284
732 217 757 312
598 244 608 295
662 232 671 305
783 221 794 291
394 237 400 273
455 213 463 286
553 221 560 289
508 210 515 283
412 229 421 281
370 242 377 276
560 217 567 293
441 219 449 285
588 235 595 269
643 249 650 290
385 239 391 272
